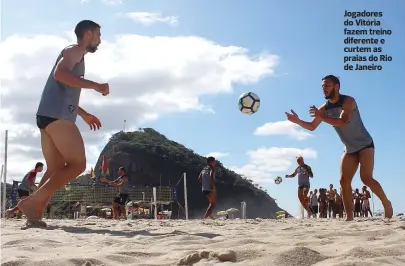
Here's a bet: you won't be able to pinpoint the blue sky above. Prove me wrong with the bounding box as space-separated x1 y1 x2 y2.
1 0 404 217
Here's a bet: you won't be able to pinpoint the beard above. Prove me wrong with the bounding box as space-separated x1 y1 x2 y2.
86 44 98 53
324 88 336 99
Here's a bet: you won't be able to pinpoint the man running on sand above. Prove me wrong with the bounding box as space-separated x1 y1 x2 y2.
18 20 109 227
198 156 217 219
285 74 392 221
285 156 313 218
6 162 44 218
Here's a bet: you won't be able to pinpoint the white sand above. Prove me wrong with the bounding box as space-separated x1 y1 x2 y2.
1 217 405 266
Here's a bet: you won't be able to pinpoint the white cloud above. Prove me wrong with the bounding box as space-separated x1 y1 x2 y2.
102 0 123 4
231 147 317 185
0 32 279 182
205 152 229 159
254 120 313 141
124 12 179 26
81 0 123 4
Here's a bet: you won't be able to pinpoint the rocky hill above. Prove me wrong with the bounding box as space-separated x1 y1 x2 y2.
93 128 283 219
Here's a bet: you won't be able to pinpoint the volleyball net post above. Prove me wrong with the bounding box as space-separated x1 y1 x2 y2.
1 130 8 219
241 201 246 219
152 187 157 220
183 172 188 220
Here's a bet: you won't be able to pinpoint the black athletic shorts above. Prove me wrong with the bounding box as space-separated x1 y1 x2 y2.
18 189 30 198
298 184 310 191
36 115 58 130
328 200 335 211
202 190 213 197
354 203 361 212
311 205 319 214
349 141 375 154
114 194 129 206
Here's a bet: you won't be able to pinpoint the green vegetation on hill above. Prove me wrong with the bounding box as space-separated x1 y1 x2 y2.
94 128 283 218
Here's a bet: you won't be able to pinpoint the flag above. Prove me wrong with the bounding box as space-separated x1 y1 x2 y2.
90 167 95 178
101 154 109 178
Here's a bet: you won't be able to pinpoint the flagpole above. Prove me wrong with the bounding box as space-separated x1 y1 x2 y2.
2 130 8 218
371 191 375 215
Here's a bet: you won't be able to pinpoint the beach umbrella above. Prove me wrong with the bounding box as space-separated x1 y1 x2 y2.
276 211 286 219
216 211 228 216
226 208 239 219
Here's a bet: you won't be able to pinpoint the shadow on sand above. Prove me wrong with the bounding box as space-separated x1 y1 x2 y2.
45 225 222 239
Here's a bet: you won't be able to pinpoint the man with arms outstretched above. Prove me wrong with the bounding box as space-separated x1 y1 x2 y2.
100 167 129 220
18 20 109 227
285 74 392 221
285 156 313 218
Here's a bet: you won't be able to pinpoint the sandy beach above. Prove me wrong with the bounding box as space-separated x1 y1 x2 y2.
1 217 405 266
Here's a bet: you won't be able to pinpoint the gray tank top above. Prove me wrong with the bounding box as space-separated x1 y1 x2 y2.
200 166 215 191
118 175 129 194
324 95 373 153
18 170 36 191
36 45 85 122
297 165 311 186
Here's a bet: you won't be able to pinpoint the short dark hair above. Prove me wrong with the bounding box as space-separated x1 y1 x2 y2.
207 157 215 164
74 20 101 40
35 162 44 169
119 167 126 173
322 75 340 86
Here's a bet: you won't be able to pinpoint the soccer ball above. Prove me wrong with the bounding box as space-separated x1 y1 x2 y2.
274 176 282 185
238 92 260 115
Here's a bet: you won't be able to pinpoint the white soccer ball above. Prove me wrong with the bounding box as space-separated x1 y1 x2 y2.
238 92 260 115
274 176 282 185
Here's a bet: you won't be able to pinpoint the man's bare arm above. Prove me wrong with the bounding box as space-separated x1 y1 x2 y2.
78 106 89 117
197 173 202 184
209 170 215 188
53 46 99 89
286 167 298 178
297 104 326 131
320 96 355 127
306 165 313 178
109 178 123 187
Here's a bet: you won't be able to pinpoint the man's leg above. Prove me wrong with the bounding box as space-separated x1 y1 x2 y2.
204 192 216 218
297 187 311 216
38 130 65 188
120 205 126 219
34 130 66 215
328 201 331 218
303 187 311 217
7 196 27 217
18 120 86 221
112 203 118 219
358 148 392 218
340 152 359 221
